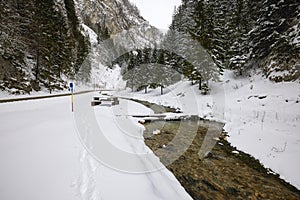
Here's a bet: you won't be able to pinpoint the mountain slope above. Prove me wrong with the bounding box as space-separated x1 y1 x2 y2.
170 0 300 82
0 0 89 94
74 0 163 87
0 0 162 94
75 0 144 37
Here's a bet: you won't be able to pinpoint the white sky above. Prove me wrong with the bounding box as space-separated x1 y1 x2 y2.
129 0 182 30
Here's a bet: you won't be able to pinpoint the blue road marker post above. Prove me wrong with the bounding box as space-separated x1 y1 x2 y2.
69 83 74 112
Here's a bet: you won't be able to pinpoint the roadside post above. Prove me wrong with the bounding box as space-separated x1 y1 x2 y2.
70 82 74 112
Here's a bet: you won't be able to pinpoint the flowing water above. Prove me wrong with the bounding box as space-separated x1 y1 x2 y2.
133 99 300 200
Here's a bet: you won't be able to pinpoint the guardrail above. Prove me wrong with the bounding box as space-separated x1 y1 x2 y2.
0 90 94 104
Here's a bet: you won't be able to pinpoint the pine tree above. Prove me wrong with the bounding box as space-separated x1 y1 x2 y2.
227 0 252 75
170 0 299 81
247 0 299 81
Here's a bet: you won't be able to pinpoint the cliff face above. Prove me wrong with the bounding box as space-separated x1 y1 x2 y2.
74 0 163 47
75 0 144 36
74 0 163 86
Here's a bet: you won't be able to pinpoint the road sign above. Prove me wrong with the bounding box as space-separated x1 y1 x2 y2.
69 82 74 93
69 83 74 112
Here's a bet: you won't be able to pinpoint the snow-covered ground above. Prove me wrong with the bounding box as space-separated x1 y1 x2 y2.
116 69 300 189
1 68 299 200
0 96 81 200
0 93 192 200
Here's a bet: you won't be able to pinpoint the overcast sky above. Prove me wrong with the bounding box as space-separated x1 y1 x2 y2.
129 0 182 31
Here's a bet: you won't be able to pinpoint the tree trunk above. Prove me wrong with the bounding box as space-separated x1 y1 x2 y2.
198 78 202 90
145 85 147 93
161 86 163 95
35 44 40 81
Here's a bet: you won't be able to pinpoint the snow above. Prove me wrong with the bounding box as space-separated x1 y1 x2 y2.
232 150 239 154
222 71 300 189
153 130 161 135
1 13 299 193
81 22 127 90
0 92 192 200
1 66 299 199
81 24 98 45
0 96 81 200
116 69 300 189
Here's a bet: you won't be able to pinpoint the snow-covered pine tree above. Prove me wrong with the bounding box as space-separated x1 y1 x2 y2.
170 0 299 81
169 0 224 84
249 0 300 81
227 0 253 76
0 0 89 93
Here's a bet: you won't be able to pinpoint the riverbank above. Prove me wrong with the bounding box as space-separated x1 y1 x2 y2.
116 69 300 189
125 98 299 199
143 119 300 199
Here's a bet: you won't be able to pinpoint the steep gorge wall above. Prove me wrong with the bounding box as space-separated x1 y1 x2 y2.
0 0 89 93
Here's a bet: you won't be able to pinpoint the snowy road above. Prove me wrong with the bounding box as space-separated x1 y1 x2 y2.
0 93 192 200
0 95 81 200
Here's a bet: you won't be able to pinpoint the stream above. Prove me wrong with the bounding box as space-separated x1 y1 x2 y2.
132 99 300 200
